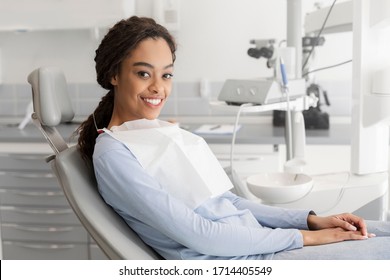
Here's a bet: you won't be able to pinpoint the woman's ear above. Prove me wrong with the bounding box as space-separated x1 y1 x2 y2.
110 75 118 86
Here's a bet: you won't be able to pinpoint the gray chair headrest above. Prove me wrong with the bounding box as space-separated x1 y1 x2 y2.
28 67 75 127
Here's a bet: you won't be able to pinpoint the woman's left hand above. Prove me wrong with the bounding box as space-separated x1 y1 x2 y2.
307 213 373 237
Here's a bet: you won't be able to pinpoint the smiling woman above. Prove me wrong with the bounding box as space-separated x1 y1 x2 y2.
75 16 390 261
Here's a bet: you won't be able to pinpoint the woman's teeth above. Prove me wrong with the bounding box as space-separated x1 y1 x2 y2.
143 98 162 105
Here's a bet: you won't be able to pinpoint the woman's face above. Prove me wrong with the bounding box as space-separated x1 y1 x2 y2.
110 38 174 123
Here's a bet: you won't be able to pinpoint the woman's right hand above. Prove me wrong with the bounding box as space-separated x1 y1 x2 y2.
299 228 373 246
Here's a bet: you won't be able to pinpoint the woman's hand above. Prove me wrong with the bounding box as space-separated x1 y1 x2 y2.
308 213 369 236
300 227 369 246
301 212 376 246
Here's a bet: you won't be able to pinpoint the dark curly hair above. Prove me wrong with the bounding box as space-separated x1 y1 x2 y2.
76 16 177 161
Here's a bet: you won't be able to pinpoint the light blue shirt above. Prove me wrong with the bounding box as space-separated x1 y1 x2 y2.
93 133 311 260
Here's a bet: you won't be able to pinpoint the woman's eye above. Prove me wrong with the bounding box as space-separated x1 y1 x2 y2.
138 71 150 78
163 73 174 79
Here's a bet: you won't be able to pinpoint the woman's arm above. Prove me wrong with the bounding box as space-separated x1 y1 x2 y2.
222 188 375 246
222 191 311 230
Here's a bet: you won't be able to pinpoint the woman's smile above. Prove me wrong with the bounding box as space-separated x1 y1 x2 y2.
141 97 163 106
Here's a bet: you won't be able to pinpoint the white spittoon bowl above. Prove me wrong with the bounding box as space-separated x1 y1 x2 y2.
246 172 313 204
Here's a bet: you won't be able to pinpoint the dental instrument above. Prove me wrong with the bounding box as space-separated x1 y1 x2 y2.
279 57 293 161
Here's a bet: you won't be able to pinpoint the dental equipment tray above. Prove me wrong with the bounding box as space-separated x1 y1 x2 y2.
217 78 306 105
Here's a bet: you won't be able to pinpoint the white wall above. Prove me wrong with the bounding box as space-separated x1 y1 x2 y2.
170 0 287 82
0 30 99 84
0 0 353 85
136 0 353 83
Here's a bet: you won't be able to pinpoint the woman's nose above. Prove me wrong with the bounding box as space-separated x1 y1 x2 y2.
149 78 164 94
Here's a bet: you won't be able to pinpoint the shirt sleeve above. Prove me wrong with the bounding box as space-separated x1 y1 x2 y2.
93 135 304 257
221 191 312 230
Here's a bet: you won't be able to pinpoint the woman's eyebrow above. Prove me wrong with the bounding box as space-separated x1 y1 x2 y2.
133 62 174 69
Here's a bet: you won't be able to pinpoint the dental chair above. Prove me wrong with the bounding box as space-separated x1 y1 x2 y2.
27 66 162 260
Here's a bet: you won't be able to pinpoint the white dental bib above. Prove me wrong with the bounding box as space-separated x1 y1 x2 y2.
103 119 233 209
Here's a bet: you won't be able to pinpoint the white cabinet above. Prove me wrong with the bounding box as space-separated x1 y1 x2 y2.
209 144 280 179
0 143 107 259
0 0 135 31
278 144 351 175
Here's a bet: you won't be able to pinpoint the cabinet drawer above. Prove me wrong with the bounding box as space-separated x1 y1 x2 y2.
0 188 69 206
0 171 57 188
1 223 88 243
2 241 88 260
0 153 50 171
0 206 79 225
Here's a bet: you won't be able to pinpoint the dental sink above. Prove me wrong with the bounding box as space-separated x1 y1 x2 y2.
247 172 313 204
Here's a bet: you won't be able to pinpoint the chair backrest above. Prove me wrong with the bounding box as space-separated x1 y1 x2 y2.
28 66 161 260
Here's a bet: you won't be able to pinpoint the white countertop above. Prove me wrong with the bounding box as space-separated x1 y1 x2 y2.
0 116 353 146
